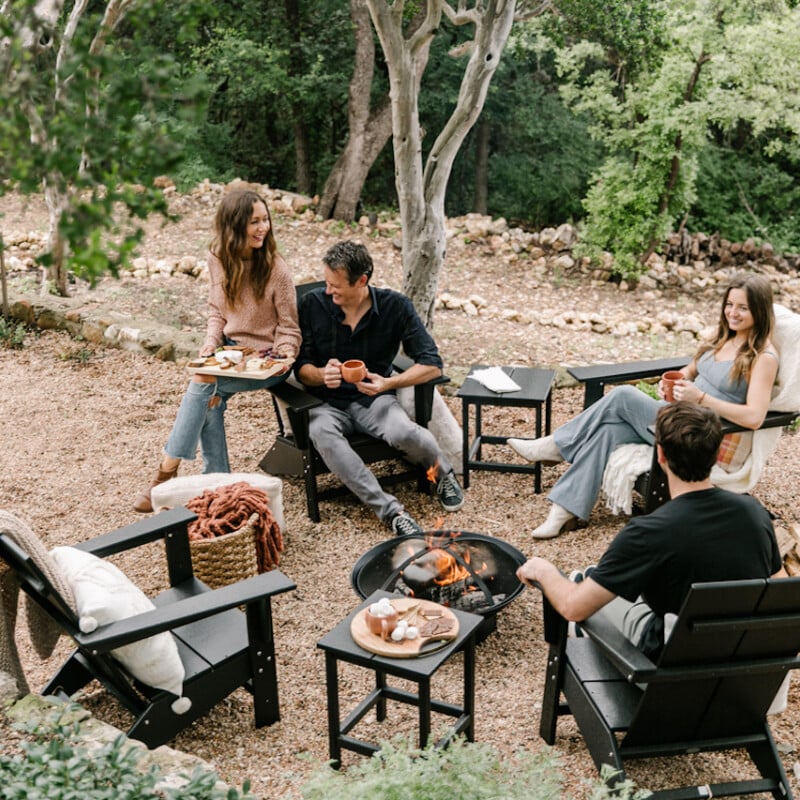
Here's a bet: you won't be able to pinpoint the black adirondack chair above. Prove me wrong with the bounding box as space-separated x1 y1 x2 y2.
539 577 800 799
260 281 449 521
0 507 295 748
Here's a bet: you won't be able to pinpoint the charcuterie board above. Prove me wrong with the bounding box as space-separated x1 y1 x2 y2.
187 351 293 381
350 597 459 658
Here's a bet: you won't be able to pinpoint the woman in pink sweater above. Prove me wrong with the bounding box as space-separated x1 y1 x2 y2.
134 189 301 513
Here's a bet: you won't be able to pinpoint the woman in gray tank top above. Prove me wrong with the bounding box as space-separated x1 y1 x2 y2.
508 274 779 538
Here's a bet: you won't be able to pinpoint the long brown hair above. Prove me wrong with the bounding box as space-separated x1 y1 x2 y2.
211 189 277 307
695 273 774 383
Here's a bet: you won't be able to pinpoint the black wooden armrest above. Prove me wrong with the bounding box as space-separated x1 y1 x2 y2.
74 569 296 653
268 380 324 414
720 409 799 434
579 609 658 682
569 356 691 409
75 507 198 558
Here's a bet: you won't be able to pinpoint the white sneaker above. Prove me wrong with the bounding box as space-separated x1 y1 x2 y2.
507 435 563 464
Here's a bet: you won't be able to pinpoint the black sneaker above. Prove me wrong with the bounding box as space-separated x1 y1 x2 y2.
390 512 424 537
436 470 464 512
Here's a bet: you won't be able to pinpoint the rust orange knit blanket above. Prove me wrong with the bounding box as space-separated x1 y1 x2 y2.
185 481 283 572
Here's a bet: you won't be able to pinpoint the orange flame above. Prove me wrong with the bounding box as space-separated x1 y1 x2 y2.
426 461 440 485
432 548 471 586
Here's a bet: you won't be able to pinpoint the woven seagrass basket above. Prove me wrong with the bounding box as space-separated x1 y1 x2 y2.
189 512 259 590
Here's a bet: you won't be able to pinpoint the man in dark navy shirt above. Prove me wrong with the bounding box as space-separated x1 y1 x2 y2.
516 401 785 659
295 240 464 535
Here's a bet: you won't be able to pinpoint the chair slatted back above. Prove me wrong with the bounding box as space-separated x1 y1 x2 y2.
625 577 800 746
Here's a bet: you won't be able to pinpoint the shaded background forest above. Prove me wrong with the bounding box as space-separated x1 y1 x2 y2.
3 0 800 297
134 0 800 250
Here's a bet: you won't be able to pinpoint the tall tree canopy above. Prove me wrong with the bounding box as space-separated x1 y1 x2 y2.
550 0 800 275
0 0 208 295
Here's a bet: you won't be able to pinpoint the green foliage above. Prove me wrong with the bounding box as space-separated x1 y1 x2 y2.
0 723 253 800
0 0 210 290
635 380 660 400
690 142 800 251
0 317 26 350
553 0 800 276
579 155 689 279
301 735 566 800
443 19 604 225
301 735 650 800
183 1 355 189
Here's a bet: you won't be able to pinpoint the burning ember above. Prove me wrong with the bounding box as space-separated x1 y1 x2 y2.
388 533 502 612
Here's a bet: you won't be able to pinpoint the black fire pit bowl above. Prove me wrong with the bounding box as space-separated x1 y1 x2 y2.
351 530 526 641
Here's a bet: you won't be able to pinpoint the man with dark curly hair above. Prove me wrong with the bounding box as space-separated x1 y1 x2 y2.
295 240 464 536
517 401 786 659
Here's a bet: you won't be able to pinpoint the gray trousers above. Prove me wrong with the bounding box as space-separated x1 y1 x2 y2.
307 394 452 522
593 595 657 648
551 385 665 520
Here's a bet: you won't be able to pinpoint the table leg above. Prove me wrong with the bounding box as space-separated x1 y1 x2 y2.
324 653 342 768
463 635 476 742
418 677 432 749
534 403 543 494
375 669 387 721
461 401 470 490
475 404 483 462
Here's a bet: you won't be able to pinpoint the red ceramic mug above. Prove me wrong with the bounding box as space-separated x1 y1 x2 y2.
661 371 684 402
341 359 367 383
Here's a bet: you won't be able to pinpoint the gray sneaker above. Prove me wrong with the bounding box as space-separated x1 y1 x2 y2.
390 512 424 537
436 470 464 512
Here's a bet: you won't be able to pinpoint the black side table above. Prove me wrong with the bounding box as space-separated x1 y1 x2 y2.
317 590 482 767
457 365 555 493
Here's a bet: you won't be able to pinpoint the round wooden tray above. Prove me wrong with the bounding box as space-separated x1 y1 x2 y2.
350 597 459 658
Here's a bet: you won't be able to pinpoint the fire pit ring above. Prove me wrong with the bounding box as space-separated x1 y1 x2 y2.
351 531 526 641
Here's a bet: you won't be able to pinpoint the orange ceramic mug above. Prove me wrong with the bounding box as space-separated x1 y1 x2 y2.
661 371 684 402
365 607 398 640
341 359 367 383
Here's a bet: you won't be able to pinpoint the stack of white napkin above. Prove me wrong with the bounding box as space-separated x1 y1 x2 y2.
469 367 521 393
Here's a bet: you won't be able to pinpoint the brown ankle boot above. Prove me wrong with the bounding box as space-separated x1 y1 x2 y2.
133 466 179 513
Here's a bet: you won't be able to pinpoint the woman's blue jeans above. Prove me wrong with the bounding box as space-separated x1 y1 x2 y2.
164 373 286 473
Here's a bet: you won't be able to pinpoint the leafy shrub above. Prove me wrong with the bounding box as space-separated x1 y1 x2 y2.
0 317 26 349
0 723 253 800
301 734 649 800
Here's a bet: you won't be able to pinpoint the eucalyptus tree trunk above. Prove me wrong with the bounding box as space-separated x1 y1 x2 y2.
367 0 516 328
319 0 393 220
320 0 419 221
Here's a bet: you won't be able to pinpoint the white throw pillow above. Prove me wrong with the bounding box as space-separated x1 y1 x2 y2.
50 546 191 714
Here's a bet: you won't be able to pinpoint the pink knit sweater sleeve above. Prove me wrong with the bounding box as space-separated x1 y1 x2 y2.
201 251 300 356
202 252 227 354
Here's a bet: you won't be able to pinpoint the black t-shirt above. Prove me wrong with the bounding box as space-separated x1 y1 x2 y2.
591 487 782 621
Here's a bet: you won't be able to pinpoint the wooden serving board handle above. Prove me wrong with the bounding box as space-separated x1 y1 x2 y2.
350 598 460 658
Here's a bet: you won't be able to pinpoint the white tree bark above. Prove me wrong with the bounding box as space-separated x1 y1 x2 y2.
366 0 516 328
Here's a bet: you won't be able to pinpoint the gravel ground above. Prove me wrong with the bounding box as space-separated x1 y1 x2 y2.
1 190 799 798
